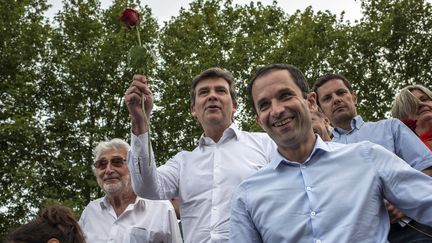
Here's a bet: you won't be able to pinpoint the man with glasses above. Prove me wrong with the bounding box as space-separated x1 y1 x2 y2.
79 138 182 243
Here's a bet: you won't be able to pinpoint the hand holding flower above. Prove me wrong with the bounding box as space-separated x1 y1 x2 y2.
125 75 153 134
120 7 155 165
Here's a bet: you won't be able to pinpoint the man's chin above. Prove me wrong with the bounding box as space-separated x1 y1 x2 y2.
103 183 123 194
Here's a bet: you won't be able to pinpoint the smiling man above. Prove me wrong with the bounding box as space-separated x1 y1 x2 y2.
313 74 432 242
229 64 432 242
124 68 275 243
79 138 181 243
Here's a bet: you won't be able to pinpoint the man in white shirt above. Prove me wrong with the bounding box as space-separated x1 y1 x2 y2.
124 68 275 243
79 138 182 243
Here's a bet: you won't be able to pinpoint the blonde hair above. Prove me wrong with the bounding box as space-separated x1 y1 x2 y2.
391 85 432 119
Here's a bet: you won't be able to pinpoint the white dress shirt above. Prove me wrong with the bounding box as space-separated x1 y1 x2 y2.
79 196 182 243
128 124 276 243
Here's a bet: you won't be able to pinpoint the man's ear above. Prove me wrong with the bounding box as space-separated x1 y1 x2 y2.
255 115 264 129
307 92 318 111
232 101 238 113
190 104 196 118
352 91 358 105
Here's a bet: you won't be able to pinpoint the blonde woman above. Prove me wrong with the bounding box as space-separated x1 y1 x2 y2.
392 84 432 150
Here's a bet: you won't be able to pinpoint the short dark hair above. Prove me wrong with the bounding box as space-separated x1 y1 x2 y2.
190 67 237 106
247 64 308 114
313 73 353 107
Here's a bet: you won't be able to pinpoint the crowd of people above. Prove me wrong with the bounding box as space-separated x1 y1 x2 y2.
7 64 432 243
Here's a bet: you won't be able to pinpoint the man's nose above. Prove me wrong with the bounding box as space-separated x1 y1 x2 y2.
332 93 342 104
270 102 284 118
104 161 115 172
207 90 219 101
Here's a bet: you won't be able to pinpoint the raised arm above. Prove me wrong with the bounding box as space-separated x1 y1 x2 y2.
125 75 178 200
125 74 153 135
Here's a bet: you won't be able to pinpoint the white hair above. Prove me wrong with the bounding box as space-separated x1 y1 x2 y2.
92 138 130 174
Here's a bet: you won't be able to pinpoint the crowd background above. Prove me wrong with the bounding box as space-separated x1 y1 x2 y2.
2 0 432 240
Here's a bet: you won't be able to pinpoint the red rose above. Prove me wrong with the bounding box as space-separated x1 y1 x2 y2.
401 119 417 132
119 8 140 28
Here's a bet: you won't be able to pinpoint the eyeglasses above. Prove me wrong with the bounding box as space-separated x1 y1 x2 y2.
94 157 126 170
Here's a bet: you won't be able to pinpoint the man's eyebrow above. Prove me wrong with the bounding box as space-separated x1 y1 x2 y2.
197 86 209 92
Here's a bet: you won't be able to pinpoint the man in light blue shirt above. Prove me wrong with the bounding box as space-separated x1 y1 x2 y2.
229 64 432 242
312 73 432 174
313 73 432 242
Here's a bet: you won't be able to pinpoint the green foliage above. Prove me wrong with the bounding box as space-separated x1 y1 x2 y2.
0 0 159 239
2 0 432 239
0 0 51 238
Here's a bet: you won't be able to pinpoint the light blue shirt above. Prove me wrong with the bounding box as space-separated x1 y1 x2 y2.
229 136 432 243
332 115 432 171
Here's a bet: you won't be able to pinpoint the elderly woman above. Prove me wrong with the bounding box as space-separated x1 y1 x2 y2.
392 84 432 150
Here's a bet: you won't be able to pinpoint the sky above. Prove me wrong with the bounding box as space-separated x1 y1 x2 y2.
46 0 364 24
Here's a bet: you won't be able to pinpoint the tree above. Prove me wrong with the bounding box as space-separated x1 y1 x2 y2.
3 0 432 238
351 0 432 120
0 0 51 238
0 0 159 239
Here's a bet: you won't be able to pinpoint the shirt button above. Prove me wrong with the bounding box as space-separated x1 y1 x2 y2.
311 211 316 216
301 165 306 169
316 240 321 243
306 186 312 191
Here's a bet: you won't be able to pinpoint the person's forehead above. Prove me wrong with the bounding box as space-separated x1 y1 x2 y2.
320 79 348 91
254 70 300 92
99 148 127 158
194 77 229 89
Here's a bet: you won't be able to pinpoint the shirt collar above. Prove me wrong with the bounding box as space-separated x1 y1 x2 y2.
198 123 240 147
270 135 331 169
99 195 145 211
332 115 364 138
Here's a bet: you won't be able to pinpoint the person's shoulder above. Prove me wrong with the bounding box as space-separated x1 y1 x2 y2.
240 130 273 142
363 118 384 125
237 161 275 189
325 141 348 149
88 197 104 205
81 197 105 213
327 140 387 155
365 118 400 127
